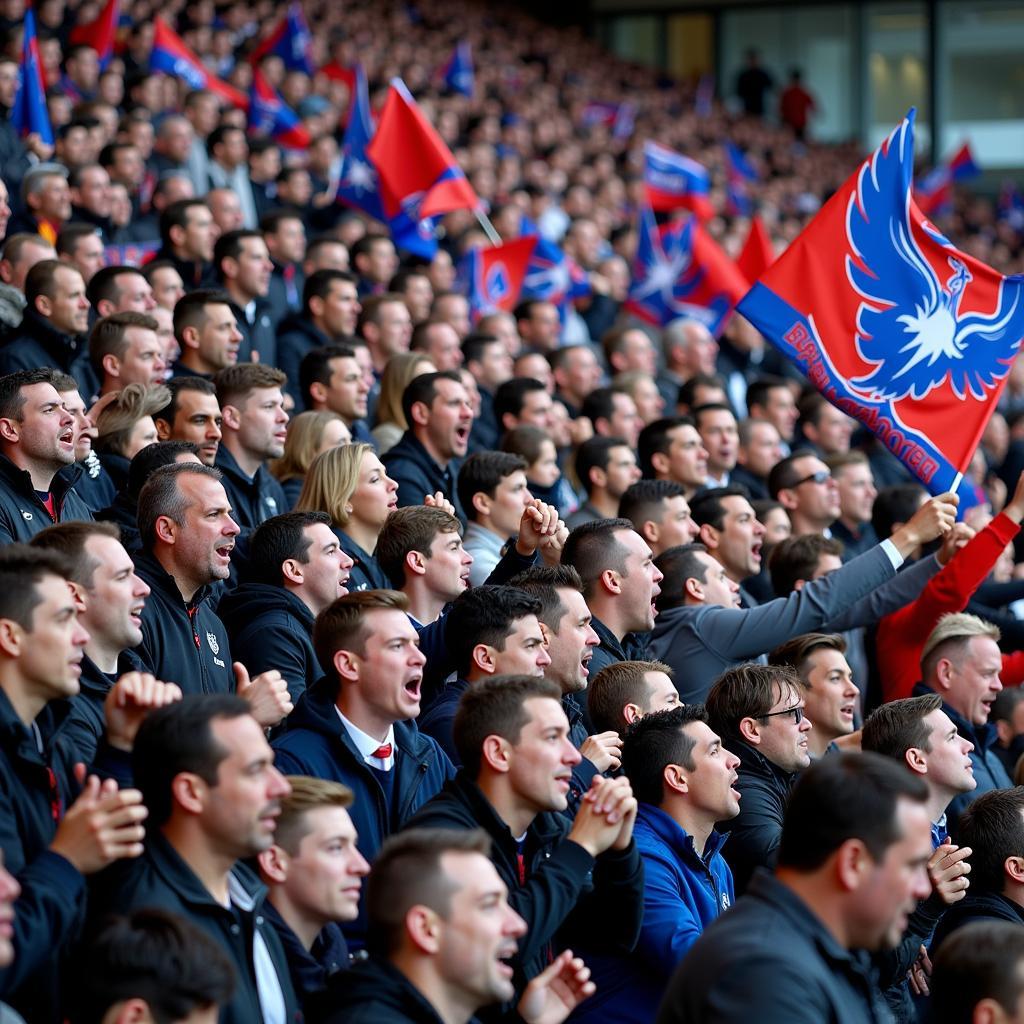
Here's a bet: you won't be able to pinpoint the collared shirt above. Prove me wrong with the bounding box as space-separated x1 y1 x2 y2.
337 709 395 771
227 873 287 1024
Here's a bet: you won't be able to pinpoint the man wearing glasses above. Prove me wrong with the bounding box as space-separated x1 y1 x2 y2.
768 449 842 537
705 663 814 895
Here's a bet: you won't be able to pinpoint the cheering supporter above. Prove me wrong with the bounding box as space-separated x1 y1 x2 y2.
768 449 842 537
48 370 114 512
299 344 374 445
270 409 351 508
826 450 880 560
638 416 709 498
568 435 642 529
153 376 223 466
371 351 438 454
588 659 682 737
694 404 740 489
732 418 784 500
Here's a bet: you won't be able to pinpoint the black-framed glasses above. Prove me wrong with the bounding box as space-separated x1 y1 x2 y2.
760 704 805 724
788 470 831 488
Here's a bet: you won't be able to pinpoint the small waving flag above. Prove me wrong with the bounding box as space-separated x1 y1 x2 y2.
521 220 591 322
11 7 53 145
915 142 981 218
643 141 714 220
69 0 120 69
442 40 474 98
737 216 775 286
725 142 758 217
150 18 247 110
336 63 385 222
462 236 538 321
249 2 315 77
248 67 310 149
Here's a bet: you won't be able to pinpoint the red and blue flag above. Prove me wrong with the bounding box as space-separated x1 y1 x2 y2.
150 18 248 110
520 220 591 322
581 101 635 140
643 141 714 220
69 0 119 69
725 142 757 217
441 41 474 98
248 67 310 149
250 2 315 77
461 236 537 321
12 7 53 145
625 204 748 334
336 64 386 222
738 110 1024 502
915 142 981 217
737 215 774 286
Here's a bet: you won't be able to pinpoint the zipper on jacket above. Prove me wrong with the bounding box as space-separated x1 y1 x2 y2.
188 605 201 649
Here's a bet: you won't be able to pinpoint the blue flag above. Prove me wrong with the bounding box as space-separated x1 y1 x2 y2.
442 41 474 98
12 8 54 145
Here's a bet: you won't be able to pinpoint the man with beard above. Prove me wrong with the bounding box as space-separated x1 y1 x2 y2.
154 377 223 467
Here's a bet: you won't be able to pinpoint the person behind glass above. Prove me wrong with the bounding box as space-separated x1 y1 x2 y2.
270 409 350 510
369 351 438 456
93 383 169 493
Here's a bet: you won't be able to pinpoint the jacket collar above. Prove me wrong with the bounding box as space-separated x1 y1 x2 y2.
446 770 565 849
134 550 214 610
0 452 83 501
590 614 627 661
18 307 84 364
636 802 729 865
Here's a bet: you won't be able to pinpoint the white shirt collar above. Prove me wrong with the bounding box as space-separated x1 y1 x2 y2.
337 708 395 770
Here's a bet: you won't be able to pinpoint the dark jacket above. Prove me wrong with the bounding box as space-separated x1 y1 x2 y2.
271 675 455 946
151 245 215 290
276 312 332 408
318 957 444 1024
656 870 891 1024
93 831 301 1024
382 432 465 523
132 552 235 694
334 528 390 592
0 690 86 1022
72 453 118 512
218 583 320 704
416 677 468 765
573 804 734 1024
229 297 277 367
405 771 644 996
717 737 796 895
0 455 94 543
929 889 1024 953
215 444 287 532
267 262 305 333
0 308 94 394
913 683 1013 838
95 489 141 553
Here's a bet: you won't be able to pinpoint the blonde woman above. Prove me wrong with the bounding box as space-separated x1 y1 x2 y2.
271 410 352 509
296 442 398 591
372 352 437 454
94 383 172 491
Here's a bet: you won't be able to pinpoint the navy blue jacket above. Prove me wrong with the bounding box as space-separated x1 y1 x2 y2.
229 297 277 367
573 803 734 1024
0 454 94 543
271 675 455 946
93 832 301 1024
335 528 390 592
405 771 644 999
930 890 1024 953
276 312 331 408
72 453 117 512
319 957 445 1024
132 552 235 695
0 308 94 394
913 683 1012 838
215 444 287 531
218 583 320 704
656 870 891 1024
582 615 649 729
382 431 465 523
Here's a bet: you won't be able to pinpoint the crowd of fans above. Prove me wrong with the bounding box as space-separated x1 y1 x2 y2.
2 0 1024 1021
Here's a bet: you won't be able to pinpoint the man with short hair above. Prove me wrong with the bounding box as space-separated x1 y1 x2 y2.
799 393 855 457
619 479 699 557
172 289 243 379
581 387 642 451
15 164 71 244
383 371 474 521
658 318 718 410
0 369 94 542
56 223 105 284
575 704 740 1023
769 449 842 537
153 376 223 466
410 319 463 373
567 436 641 529
272 590 455 947
990 687 1024 777
68 163 113 239
0 237 56 328
690 486 766 590
219 511 353 703
214 228 276 366
97 695 300 1024
746 376 799 448
89 312 164 396
155 197 215 289
732 417 784 501
350 234 398 297
914 613 1013 833
463 332 513 452
493 378 556 436
85 265 156 319
827 451 880 560
277 270 361 406
514 299 561 352
262 208 307 327
299 345 373 444
0 260 92 389
358 293 413 376
638 417 709 499
694 403 740 488
770 633 860 759
257 776 370 1009
588 659 681 736
657 752 934 1023
419 586 552 765
213 364 289 530
406 675 644 1004
321 828 596 1024
551 345 603 417
389 267 433 322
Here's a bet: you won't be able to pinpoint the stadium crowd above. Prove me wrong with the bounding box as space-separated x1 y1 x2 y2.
2 0 1024 1021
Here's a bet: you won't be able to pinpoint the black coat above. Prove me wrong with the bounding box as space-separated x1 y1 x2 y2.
382 432 465 524
404 772 644 1000
0 308 94 395
215 444 288 531
930 890 1024 954
276 313 332 409
655 870 891 1024
0 454 94 543
317 957 444 1024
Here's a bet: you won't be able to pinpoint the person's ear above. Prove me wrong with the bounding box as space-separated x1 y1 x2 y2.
738 715 761 746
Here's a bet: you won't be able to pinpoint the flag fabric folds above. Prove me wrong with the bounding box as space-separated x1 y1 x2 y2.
150 18 248 110
643 141 714 220
336 64 386 222
249 2 315 76
248 67 310 149
738 109 1024 500
725 142 757 217
736 216 774 286
69 0 120 69
521 226 591 322
12 7 53 145
461 236 538 321
625 205 747 334
442 41 474 98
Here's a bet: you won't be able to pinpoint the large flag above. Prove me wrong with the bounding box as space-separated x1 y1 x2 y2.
69 0 119 69
738 110 1024 500
11 7 53 145
643 141 714 220
725 142 757 217
150 18 248 110
366 79 479 223
625 205 748 334
461 236 538 321
442 40 474 98
248 67 310 149
249 2 315 76
521 221 591 322
914 142 981 218
336 64 386 222
737 216 774 286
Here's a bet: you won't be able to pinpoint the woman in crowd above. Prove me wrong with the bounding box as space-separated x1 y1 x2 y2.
94 384 172 493
371 352 437 454
271 410 352 509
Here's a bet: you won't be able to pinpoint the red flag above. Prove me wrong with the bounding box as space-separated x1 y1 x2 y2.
366 79 478 221
151 18 248 111
69 0 119 67
463 236 538 320
736 216 775 286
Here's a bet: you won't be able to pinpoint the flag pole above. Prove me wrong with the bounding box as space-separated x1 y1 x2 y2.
950 472 963 496
474 207 502 246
